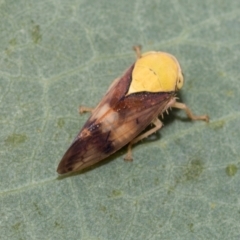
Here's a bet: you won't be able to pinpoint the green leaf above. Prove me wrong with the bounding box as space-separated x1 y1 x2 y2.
1 0 240 239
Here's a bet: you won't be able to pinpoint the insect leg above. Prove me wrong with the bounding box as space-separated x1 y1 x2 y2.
124 118 163 161
79 106 94 114
172 102 209 122
132 45 142 59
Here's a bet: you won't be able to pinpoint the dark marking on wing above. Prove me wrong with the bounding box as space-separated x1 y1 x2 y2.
105 131 111 142
107 65 135 107
57 122 114 174
103 139 114 154
114 91 174 119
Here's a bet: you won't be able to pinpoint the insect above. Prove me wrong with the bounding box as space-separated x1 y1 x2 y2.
57 46 209 174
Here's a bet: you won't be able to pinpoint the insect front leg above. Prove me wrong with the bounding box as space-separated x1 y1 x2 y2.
172 102 209 122
124 118 163 161
133 45 142 59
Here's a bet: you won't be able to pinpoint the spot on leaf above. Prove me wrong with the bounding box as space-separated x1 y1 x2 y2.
5 133 27 147
225 164 237 177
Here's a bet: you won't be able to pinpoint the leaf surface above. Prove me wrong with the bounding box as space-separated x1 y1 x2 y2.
1 0 240 239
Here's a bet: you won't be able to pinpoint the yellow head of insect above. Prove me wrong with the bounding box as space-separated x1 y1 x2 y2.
127 51 184 94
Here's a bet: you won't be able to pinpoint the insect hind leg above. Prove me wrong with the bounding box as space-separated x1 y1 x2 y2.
79 106 94 114
124 118 163 161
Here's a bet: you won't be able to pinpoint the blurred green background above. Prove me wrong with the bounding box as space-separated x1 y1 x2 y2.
1 0 240 239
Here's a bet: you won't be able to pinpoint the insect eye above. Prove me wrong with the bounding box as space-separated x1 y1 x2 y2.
176 74 184 90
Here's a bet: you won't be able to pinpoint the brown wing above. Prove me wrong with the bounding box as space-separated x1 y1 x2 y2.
57 64 175 174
